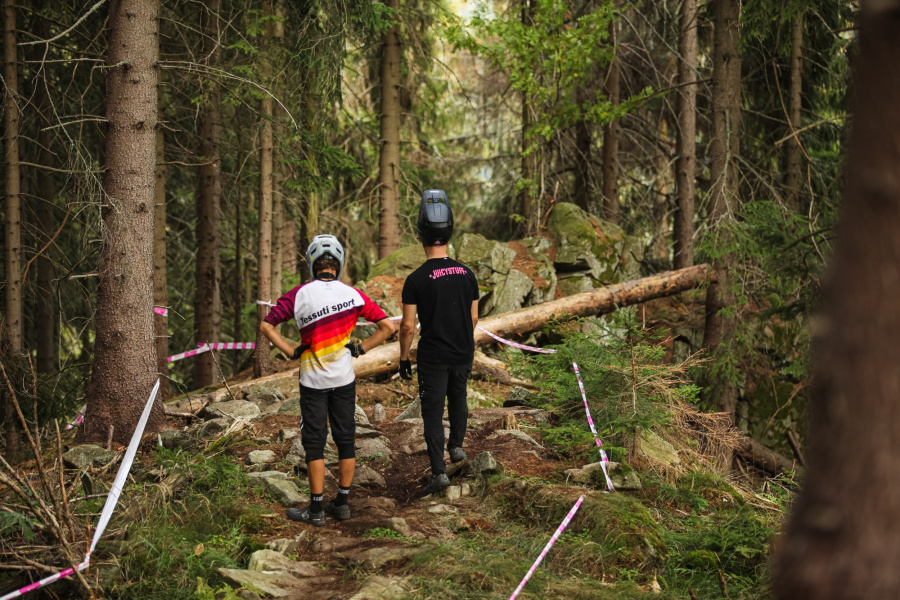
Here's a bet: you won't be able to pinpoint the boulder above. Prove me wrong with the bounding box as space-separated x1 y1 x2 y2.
354 465 387 488
394 398 422 421
519 236 558 305
356 437 393 461
634 430 681 467
159 430 193 450
203 400 260 421
63 445 116 469
371 403 387 424
427 504 459 514
278 428 301 441
488 269 534 316
288 438 306 461
454 233 516 282
261 478 309 507
197 417 230 438
547 202 625 284
244 385 286 414
503 386 537 408
355 404 370 426
470 451 499 476
347 546 427 569
380 517 413 538
247 450 278 466
557 274 595 297
348 576 411 600
442 486 462 502
487 429 543 448
278 397 302 416
367 245 428 280
247 549 321 577
247 470 290 485
564 461 642 491
217 569 302 598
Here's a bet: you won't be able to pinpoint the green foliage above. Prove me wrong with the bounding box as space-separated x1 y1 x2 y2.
0 509 40 542
106 450 267 600
515 312 699 460
363 527 413 542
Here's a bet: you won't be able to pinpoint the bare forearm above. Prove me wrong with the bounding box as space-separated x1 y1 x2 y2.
399 326 414 360
260 322 294 357
362 319 395 353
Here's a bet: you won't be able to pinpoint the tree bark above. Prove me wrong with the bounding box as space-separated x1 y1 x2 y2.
519 0 540 235
737 436 803 476
153 128 170 398
270 2 284 299
213 265 714 398
573 114 593 213
194 0 223 388
784 14 804 212
254 0 275 378
601 9 620 224
233 187 243 371
702 0 742 420
673 0 698 270
652 118 673 261
79 0 166 444
773 7 900 598
377 0 402 259
32 8 56 374
2 0 22 457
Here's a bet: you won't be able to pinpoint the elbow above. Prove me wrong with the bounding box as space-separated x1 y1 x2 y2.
400 324 416 338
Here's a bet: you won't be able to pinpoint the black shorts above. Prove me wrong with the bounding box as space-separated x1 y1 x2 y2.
299 381 356 462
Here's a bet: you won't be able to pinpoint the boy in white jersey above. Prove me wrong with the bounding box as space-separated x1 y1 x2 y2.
261 235 395 525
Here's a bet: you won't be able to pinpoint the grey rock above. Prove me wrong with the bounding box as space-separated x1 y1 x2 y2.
367 244 430 279
380 517 413 538
355 403 370 426
557 274 595 297
488 429 544 448
247 470 290 485
237 590 261 600
247 450 278 465
503 386 537 408
159 430 192 450
547 202 625 283
427 504 459 514
278 428 301 441
63 445 116 469
371 403 387 424
355 424 385 439
265 533 307 555
245 385 286 414
489 268 534 316
314 537 369 554
217 568 302 598
354 465 386 487
346 545 427 569
394 398 422 421
634 430 681 467
288 438 305 459
348 576 411 600
248 549 321 577
461 483 472 497
261 478 309 507
204 400 261 421
278 397 302 416
442 486 462 502
470 451 499 476
564 461 642 491
198 417 230 438
356 437 393 460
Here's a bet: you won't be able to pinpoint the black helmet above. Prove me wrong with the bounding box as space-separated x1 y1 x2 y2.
417 189 454 246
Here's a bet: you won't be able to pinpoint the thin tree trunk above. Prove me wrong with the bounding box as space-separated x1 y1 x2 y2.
254 0 275 377
153 128 169 398
2 0 22 457
378 0 402 258
211 265 715 396
673 0 698 270
784 14 804 212
774 6 900 598
270 2 284 299
194 0 222 388
233 188 243 372
519 0 540 236
702 0 742 420
601 9 620 224
79 0 166 444
652 118 673 261
573 115 593 212
32 9 56 374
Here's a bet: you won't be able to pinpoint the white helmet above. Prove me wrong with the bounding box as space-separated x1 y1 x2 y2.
306 234 345 279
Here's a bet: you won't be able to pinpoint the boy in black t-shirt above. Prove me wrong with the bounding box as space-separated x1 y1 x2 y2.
399 190 480 495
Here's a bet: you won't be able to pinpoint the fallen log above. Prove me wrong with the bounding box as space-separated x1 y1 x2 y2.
737 436 805 476
210 264 713 401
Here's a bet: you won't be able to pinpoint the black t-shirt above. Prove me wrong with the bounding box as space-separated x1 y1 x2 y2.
402 257 480 365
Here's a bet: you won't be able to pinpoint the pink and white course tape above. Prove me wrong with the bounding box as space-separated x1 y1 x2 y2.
154 307 168 317
65 405 86 430
1 380 161 600
476 326 557 354
508 494 586 600
573 362 615 492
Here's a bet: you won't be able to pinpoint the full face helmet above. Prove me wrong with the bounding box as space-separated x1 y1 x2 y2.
306 234 345 279
417 189 454 246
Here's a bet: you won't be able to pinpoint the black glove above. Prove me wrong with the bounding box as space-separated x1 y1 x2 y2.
292 344 310 359
346 342 366 358
399 359 412 381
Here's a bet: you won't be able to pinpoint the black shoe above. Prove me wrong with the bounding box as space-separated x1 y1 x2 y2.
287 505 325 527
449 447 467 463
326 499 351 521
423 473 451 495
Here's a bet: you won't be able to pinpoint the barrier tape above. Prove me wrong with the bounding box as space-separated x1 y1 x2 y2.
1 380 161 600
198 342 256 351
573 362 615 492
65 405 86 430
166 345 210 363
256 299 276 308
154 307 168 317
508 494 585 600
477 326 557 354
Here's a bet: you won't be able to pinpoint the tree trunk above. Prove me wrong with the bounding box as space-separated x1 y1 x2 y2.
784 14 804 212
702 0 742 420
601 10 620 224
652 118 673 261
233 188 243 371
270 2 284 299
194 0 223 388
32 9 56 374
214 265 714 397
2 0 22 457
573 115 593 213
773 7 900 598
79 0 166 444
254 0 275 378
673 0 698 270
377 0 402 259
153 128 170 398
519 0 540 236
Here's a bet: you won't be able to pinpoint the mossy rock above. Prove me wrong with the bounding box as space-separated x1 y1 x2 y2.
489 480 667 578
520 236 558 305
547 203 625 284
681 549 719 570
368 245 427 279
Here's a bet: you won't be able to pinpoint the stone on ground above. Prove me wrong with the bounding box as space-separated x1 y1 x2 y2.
503 386 537 407
217 568 303 598
204 400 261 421
354 465 387 487
277 397 302 416
261 478 309 507
247 450 278 465
470 451 499 476
247 470 289 484
634 429 681 467
244 385 286 414
565 461 642 490
380 517 413 538
355 404 370 425
248 549 321 577
488 429 543 448
371 403 386 424
348 576 411 600
63 445 116 469
394 397 422 421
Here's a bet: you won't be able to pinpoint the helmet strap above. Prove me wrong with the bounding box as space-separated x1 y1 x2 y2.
315 272 337 281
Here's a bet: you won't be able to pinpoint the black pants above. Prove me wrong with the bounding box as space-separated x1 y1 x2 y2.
299 381 356 462
418 361 472 475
